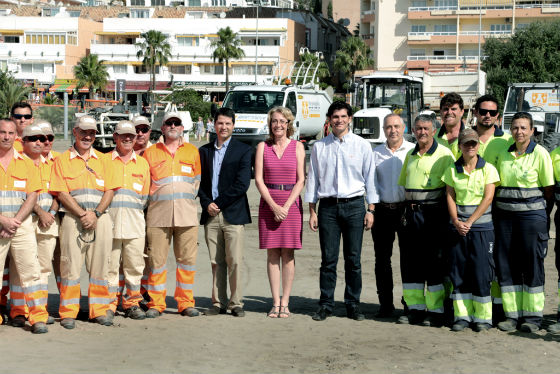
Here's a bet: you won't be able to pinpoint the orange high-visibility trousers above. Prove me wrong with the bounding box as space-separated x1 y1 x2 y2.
58 213 113 319
108 237 145 311
146 226 197 313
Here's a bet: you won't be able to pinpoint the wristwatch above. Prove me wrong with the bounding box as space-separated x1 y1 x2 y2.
48 209 57 216
93 209 103 218
367 208 375 215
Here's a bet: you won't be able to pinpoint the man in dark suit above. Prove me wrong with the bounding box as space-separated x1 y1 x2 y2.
199 107 252 317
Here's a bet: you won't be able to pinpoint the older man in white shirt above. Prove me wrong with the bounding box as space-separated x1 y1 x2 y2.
371 114 415 318
306 101 377 322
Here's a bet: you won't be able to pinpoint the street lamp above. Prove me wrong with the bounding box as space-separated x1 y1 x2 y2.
255 0 260 84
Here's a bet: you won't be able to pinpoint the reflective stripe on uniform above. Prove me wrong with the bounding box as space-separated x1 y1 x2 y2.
495 186 546 211
153 175 200 185
457 205 492 224
404 187 445 204
150 192 196 202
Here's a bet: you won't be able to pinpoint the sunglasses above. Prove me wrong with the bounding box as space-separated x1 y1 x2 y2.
163 121 182 127
12 114 32 120
45 135 54 142
136 126 150 134
478 108 499 117
26 135 47 143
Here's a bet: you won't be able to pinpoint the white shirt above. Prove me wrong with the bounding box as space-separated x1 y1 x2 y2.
373 139 415 203
305 131 378 204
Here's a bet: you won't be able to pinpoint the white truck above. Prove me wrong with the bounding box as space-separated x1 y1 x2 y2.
220 84 332 147
502 82 560 151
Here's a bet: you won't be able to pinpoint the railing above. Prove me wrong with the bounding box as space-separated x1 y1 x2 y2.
407 55 488 61
362 9 375 15
408 31 456 36
408 30 511 37
409 3 560 12
361 33 374 40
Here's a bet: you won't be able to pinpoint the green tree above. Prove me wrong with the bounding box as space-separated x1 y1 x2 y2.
482 20 560 108
0 79 30 118
334 36 374 86
210 27 245 92
42 93 60 105
136 30 172 93
299 51 331 89
74 54 109 98
313 0 322 14
327 1 333 19
169 88 212 123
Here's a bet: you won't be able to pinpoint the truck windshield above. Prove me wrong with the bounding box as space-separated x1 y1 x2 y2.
366 83 407 109
505 86 560 113
222 91 285 114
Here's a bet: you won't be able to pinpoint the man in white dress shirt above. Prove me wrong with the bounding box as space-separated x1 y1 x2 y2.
371 114 414 318
306 101 377 322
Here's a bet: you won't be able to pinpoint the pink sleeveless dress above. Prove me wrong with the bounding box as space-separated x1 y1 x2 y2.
258 140 303 249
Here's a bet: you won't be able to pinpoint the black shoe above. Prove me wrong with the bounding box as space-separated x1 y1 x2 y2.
422 314 444 327
60 318 76 329
547 322 560 334
145 308 161 318
0 305 8 325
408 311 426 325
346 305 365 321
46 315 55 325
32 322 48 334
11 315 26 328
231 307 245 317
94 315 113 326
375 306 395 318
452 320 469 332
181 307 200 317
520 322 539 333
397 314 409 324
473 323 492 332
205 306 227 316
497 318 517 332
312 306 332 321
125 306 146 320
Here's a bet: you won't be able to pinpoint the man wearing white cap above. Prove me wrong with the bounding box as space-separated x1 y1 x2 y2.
105 121 150 320
132 116 152 157
50 115 117 329
143 113 201 318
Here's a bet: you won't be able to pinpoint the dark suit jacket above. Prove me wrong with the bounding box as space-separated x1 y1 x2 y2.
198 138 252 225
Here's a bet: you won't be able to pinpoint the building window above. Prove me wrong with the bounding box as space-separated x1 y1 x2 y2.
68 10 81 17
131 9 150 18
0 60 7 70
42 8 60 17
412 0 426 6
134 65 159 74
2 36 19 43
112 65 127 74
435 0 457 7
491 24 512 32
516 23 529 31
130 0 145 5
21 63 45 73
434 24 456 33
187 0 201 5
169 65 192 74
410 48 425 56
211 0 226 5
177 36 199 46
461 49 478 56
152 0 165 5
26 32 75 45
411 25 426 33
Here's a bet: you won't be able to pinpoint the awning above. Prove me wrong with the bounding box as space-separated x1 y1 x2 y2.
49 84 89 93
0 29 24 36
229 61 275 66
95 31 141 36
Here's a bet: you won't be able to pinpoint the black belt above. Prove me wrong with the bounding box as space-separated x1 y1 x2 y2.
321 196 363 204
407 202 444 212
265 183 295 191
378 202 406 209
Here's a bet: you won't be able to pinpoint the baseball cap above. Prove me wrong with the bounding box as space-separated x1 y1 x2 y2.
132 115 151 128
162 112 182 125
74 115 97 131
22 125 44 138
458 128 479 145
114 120 137 135
34 119 54 136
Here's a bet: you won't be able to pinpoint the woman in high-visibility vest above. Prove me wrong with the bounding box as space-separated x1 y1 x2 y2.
442 128 500 332
494 112 554 333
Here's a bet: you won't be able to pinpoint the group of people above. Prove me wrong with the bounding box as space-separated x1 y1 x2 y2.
1 94 560 336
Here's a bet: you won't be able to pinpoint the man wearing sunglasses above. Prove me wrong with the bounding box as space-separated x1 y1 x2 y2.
50 115 118 329
9 124 60 327
471 94 512 167
0 119 49 333
10 102 34 153
143 113 201 318
132 115 152 157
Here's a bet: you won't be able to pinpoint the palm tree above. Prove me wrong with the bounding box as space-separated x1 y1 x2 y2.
210 27 245 92
0 81 30 117
136 30 171 93
299 51 330 87
334 36 374 88
74 54 109 98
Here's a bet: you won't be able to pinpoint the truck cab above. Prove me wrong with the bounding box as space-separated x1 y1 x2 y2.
353 72 428 145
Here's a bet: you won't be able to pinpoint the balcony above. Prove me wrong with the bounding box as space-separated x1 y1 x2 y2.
361 12 374 23
408 3 560 19
408 30 511 44
0 43 65 62
407 55 487 62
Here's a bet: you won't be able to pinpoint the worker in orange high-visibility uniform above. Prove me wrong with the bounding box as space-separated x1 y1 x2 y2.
9 124 60 326
0 119 49 334
50 115 117 329
105 121 150 320
143 112 201 318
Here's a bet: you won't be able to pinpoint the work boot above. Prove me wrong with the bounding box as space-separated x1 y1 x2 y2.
519 322 539 333
497 318 517 332
473 323 492 332
145 308 161 318
125 306 146 320
375 305 395 318
94 315 113 326
205 306 227 316
397 314 409 324
0 305 8 325
46 315 55 325
422 314 444 327
181 307 200 317
547 321 560 334
10 315 26 328
60 318 76 329
346 304 365 321
106 310 115 323
32 322 48 334
451 320 469 332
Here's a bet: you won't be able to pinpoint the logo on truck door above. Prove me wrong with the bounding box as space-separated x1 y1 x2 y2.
532 93 548 105
302 101 309 119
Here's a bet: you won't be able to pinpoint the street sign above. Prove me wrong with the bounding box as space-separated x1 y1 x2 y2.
116 79 126 102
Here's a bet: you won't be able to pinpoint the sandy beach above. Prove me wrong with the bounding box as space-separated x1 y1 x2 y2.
2 138 560 374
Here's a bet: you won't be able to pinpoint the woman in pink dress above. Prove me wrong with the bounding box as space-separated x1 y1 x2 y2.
255 106 305 318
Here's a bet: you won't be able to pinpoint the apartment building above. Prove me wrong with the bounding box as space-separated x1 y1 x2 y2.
361 0 560 72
